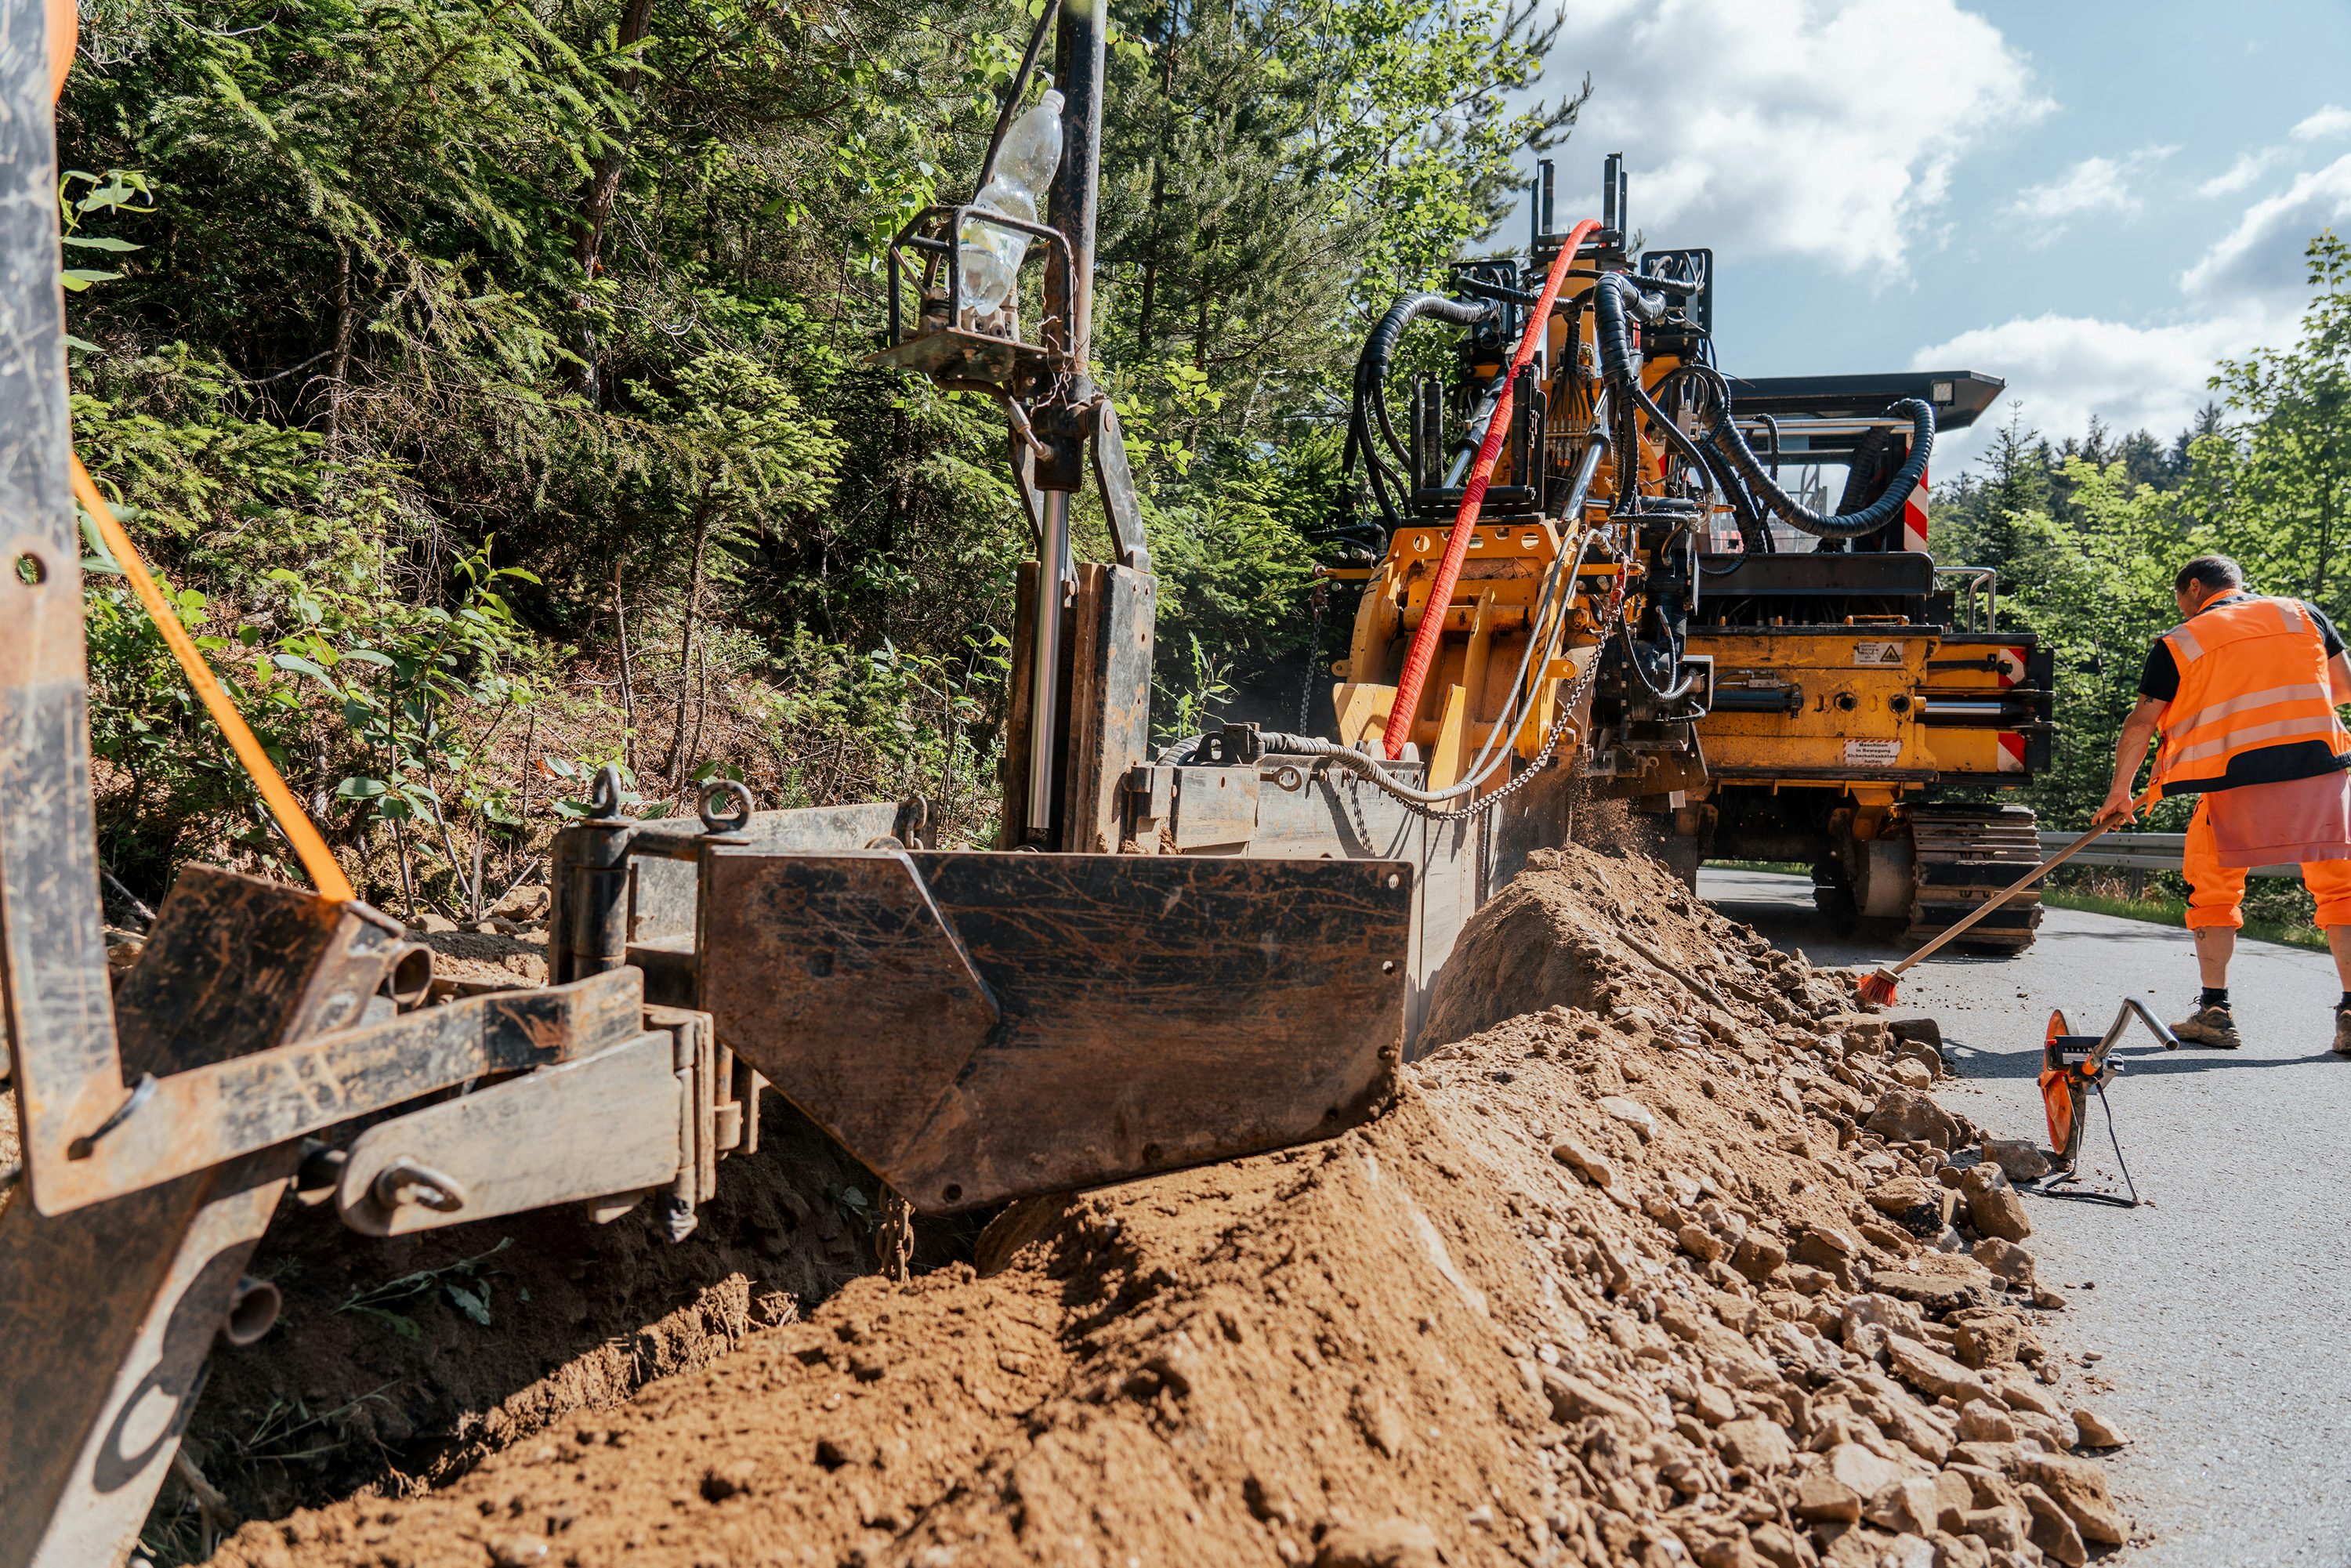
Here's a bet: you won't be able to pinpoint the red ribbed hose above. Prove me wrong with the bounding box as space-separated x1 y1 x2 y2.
1381 218 1602 760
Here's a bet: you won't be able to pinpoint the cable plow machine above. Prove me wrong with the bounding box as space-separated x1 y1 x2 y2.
1687 377 2055 951
1317 157 2052 950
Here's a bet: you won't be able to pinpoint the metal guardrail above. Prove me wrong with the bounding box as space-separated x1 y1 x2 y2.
2038 831 2298 878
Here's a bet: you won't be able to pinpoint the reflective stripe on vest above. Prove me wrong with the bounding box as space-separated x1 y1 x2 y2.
2153 595 2350 792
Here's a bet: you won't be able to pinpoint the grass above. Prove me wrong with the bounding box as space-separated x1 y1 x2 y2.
2038 886 2328 952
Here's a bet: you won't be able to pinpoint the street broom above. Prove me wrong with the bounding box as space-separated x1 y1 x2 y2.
1856 785 2159 1008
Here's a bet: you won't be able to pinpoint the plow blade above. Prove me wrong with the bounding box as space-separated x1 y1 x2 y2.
700 850 1413 1213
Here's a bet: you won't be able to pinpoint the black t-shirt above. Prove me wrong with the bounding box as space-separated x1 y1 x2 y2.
2139 595 2349 792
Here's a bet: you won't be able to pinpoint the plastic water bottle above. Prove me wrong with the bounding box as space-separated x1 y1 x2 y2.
958 89 1064 320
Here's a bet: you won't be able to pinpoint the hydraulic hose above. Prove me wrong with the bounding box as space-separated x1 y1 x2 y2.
1382 217 1603 760
1696 437 1772 554
1592 271 1666 382
1590 273 1717 488
1334 292 1498 537
1592 281 1935 541
1708 393 1936 541
1359 292 1494 384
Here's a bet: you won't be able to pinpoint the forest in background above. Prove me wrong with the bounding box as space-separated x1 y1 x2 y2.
1929 234 2351 929
53 0 2351 925
61 0 1575 916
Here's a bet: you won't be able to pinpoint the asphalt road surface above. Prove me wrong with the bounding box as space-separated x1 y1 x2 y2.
1701 867 2351 1568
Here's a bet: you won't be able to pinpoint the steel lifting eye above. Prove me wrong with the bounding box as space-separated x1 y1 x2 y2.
587 762 625 820
371 1156 467 1214
699 779 755 835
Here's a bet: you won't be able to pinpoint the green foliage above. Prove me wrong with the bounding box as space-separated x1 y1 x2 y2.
335 1237 516 1339
2193 233 2351 602
60 0 1567 906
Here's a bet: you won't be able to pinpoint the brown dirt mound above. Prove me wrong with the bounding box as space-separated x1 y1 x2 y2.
204 842 2123 1568
146 1101 900 1565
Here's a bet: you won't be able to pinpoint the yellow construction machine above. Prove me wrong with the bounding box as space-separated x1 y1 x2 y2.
1317 158 2052 951
1693 374 2059 950
1687 377 2054 951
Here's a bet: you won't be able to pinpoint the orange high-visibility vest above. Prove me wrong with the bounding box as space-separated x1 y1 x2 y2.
2154 594 2351 794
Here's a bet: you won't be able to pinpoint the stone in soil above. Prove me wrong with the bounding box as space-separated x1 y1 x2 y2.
1314 1520 1444 1568
1971 1235 2037 1287
2070 1407 2128 1449
1980 1136 2052 1182
1865 1088 1962 1150
1967 1183 2034 1241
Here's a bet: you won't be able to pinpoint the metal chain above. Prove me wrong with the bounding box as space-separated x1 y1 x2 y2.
875 1186 915 1283
1296 580 1329 734
1331 571 1629 827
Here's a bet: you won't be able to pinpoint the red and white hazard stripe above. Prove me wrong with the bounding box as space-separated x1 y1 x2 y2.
1902 464 1929 553
1997 732 2027 773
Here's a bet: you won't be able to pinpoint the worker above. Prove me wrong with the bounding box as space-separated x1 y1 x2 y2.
2094 555 2351 1052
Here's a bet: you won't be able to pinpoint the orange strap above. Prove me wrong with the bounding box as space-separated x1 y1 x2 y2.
71 454 357 903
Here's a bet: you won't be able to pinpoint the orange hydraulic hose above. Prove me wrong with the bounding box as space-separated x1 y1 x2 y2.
71 455 358 903
1382 217 1602 761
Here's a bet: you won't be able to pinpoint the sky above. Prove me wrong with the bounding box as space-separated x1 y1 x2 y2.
1517 0 2351 468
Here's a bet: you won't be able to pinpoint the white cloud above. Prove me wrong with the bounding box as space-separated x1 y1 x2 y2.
2198 147 2287 198
2006 147 2175 231
1927 149 2351 460
1544 0 2046 278
2180 154 2351 296
1912 310 2284 459
2291 105 2351 142
2193 106 2351 199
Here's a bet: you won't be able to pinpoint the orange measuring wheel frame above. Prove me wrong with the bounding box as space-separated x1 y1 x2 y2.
2039 1009 2083 1163
2034 998 2175 1204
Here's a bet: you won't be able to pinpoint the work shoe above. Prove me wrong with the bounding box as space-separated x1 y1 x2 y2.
2334 1009 2351 1057
2172 1003 2242 1050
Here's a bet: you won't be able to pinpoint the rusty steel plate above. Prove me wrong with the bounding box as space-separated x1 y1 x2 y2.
697 851 1000 1168
701 850 1413 1212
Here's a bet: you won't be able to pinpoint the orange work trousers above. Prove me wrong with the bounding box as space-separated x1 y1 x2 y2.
2183 794 2351 929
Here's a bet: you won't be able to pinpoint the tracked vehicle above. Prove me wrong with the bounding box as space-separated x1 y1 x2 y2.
1690 375 2056 951
1317 162 2053 951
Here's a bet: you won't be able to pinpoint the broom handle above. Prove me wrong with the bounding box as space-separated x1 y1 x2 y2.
1886 788 2158 979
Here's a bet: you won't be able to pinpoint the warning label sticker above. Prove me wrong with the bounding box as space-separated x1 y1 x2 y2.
1844 739 1904 764
1853 641 1907 667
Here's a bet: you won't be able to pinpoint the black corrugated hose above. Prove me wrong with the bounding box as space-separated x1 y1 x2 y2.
1588 270 1936 541
1327 292 1497 546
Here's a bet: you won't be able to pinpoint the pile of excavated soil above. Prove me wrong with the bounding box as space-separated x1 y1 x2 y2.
145 889 953 1563
205 842 2129 1568
156 1099 889 1560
